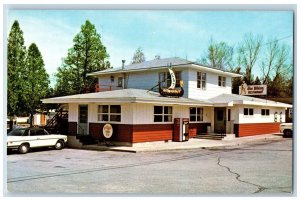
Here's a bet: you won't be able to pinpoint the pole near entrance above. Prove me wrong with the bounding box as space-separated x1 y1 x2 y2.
103 123 114 146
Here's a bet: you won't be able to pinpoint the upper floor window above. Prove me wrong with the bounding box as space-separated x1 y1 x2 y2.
117 77 123 87
98 105 121 122
159 71 182 88
218 76 226 87
190 107 203 122
261 109 270 116
244 108 254 116
154 106 172 122
197 72 206 89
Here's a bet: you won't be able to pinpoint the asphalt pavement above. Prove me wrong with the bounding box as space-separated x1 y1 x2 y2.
6 136 293 195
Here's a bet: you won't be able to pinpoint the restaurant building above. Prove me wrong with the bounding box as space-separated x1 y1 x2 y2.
42 57 292 145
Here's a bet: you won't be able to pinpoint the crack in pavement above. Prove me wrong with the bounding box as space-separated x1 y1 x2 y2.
217 157 268 194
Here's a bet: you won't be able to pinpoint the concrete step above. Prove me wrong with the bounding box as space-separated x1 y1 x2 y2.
195 134 226 140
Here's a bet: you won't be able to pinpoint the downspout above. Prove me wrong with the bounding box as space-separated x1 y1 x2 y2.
122 60 126 89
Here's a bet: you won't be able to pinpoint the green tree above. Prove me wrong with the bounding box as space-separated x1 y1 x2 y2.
131 47 146 64
200 38 233 70
55 20 110 95
254 76 262 85
7 20 27 128
23 43 49 126
230 67 243 94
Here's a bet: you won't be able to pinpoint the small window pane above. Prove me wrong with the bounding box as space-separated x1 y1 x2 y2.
110 115 121 122
118 77 123 87
244 108 248 115
249 108 254 115
266 109 270 116
154 115 163 122
99 105 109 113
154 106 163 114
261 109 265 115
190 107 196 115
101 114 109 121
164 106 172 114
164 115 172 122
202 81 206 89
190 115 196 122
217 110 223 121
110 105 121 113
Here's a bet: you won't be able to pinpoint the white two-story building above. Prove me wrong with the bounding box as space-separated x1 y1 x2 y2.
42 57 292 145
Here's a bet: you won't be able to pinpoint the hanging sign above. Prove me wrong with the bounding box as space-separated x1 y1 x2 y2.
239 83 267 96
103 124 113 138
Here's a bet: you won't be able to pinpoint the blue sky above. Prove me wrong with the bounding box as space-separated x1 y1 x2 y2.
7 10 294 85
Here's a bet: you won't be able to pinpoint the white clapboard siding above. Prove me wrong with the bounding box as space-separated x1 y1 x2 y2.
187 68 232 100
237 106 286 124
69 103 78 122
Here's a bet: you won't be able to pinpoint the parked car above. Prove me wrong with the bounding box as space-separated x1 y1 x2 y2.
280 123 293 138
7 127 67 154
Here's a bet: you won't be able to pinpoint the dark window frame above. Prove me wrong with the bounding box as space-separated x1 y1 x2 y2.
98 105 121 122
197 72 206 89
190 107 204 122
244 108 254 116
154 106 173 122
261 109 270 116
218 76 226 87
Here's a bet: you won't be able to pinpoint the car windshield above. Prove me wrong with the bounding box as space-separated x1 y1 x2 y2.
8 129 27 136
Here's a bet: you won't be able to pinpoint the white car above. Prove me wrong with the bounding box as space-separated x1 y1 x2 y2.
280 123 293 138
7 127 68 154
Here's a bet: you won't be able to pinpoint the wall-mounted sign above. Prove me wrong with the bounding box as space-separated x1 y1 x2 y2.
239 83 267 96
103 124 113 138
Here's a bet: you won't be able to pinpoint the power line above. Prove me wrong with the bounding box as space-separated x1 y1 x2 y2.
261 35 292 47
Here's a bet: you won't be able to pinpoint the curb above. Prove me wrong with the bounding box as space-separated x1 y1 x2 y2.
72 135 286 153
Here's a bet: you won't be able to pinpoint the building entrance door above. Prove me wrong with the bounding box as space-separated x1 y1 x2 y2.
214 107 226 133
78 105 88 135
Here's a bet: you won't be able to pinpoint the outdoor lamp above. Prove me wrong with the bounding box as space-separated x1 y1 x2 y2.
274 112 278 122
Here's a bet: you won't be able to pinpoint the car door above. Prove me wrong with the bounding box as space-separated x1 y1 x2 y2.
28 129 41 147
34 129 53 147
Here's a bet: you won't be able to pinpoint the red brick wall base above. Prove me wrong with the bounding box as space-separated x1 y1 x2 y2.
234 123 280 137
88 123 174 143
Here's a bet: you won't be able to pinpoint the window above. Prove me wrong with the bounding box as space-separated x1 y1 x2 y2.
159 71 182 88
244 108 254 116
218 76 226 87
190 107 203 122
261 109 270 116
197 72 206 89
117 77 123 87
98 105 121 122
154 106 172 122
31 129 47 136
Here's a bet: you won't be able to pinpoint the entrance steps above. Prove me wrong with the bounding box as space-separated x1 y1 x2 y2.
195 133 226 140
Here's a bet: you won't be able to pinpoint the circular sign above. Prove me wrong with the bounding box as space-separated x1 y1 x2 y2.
103 124 113 138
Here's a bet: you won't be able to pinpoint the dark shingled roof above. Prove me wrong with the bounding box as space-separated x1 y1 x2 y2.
96 57 193 73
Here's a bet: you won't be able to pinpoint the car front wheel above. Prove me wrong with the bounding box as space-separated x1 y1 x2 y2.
283 130 293 138
55 140 64 150
19 144 29 154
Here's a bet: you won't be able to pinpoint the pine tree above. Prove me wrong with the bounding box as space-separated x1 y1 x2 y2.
7 20 27 128
23 43 49 126
55 20 110 95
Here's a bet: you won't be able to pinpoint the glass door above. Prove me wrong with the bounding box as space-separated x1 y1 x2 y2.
78 105 88 135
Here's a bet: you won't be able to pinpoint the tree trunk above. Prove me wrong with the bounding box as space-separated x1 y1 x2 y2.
30 111 34 127
9 116 14 131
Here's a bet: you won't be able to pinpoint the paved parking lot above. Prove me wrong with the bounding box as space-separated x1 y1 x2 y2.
6 138 293 195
